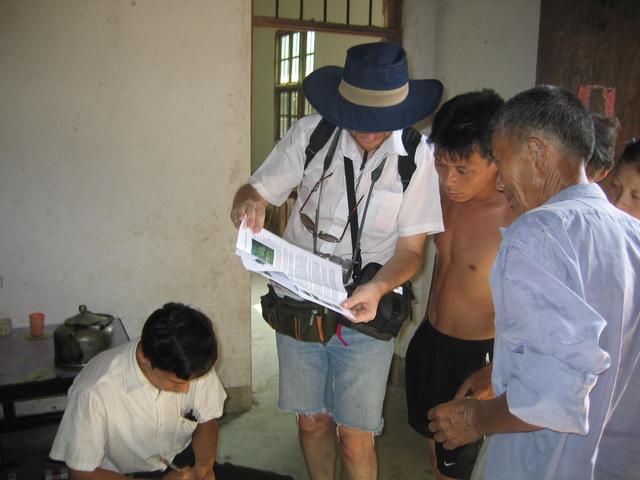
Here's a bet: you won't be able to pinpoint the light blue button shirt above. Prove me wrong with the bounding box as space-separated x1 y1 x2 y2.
478 184 640 480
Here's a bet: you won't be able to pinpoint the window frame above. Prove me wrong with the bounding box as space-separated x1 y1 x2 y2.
274 30 315 141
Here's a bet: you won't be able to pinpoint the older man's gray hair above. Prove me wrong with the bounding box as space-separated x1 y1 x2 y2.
492 85 596 163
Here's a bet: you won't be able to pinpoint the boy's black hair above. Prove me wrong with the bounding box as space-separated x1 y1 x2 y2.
141 302 217 380
619 138 640 171
588 113 621 174
429 89 504 160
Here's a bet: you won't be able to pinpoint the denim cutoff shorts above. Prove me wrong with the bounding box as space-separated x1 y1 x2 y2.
275 327 395 434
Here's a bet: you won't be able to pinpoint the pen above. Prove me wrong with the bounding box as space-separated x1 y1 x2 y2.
159 456 180 471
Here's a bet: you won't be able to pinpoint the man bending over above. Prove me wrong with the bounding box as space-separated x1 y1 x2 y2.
50 302 226 480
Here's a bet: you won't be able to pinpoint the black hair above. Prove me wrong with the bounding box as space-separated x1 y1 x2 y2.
140 302 217 380
588 113 621 173
429 89 504 160
619 138 640 171
492 85 595 162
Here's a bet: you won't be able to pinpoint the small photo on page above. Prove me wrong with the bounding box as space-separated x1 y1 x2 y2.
251 239 275 265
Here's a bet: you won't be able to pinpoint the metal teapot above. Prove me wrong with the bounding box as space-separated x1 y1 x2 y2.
54 305 115 370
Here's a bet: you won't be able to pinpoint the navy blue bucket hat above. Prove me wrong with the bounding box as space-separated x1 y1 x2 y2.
303 42 443 132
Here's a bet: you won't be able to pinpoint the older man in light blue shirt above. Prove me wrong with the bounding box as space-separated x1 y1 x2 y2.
427 85 640 479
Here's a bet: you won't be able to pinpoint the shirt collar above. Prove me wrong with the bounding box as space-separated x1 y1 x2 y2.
388 129 409 156
500 184 606 239
545 183 607 205
123 340 154 393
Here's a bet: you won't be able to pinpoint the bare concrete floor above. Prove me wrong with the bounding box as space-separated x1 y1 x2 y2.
216 274 434 479
0 274 433 480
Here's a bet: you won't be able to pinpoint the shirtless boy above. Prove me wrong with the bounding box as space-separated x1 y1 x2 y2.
405 90 516 480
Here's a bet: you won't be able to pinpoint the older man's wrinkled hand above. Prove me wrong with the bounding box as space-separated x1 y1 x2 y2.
427 398 483 450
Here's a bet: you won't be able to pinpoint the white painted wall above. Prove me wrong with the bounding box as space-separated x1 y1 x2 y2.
0 0 252 409
434 0 541 100
403 0 439 80
405 0 541 102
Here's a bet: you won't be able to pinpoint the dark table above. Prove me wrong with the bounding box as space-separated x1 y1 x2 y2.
0 319 129 432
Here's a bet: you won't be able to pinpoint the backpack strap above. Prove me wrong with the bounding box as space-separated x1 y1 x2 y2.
304 118 337 171
398 127 421 192
303 118 422 192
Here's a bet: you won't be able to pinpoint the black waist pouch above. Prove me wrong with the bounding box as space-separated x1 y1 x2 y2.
340 263 414 341
260 285 339 343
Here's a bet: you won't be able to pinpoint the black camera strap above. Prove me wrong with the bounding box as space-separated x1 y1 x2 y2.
312 127 342 254
343 155 387 284
343 156 362 282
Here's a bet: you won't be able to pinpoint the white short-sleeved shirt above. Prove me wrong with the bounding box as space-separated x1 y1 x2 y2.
250 114 444 267
49 341 227 473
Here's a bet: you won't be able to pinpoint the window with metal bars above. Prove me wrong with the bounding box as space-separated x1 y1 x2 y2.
275 30 316 141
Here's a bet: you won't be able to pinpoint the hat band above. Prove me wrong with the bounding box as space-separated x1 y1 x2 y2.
338 79 409 108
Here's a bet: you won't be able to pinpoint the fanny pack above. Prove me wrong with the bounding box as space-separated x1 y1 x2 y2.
260 285 339 343
340 262 414 341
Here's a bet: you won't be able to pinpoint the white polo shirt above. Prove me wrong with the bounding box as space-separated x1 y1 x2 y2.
49 341 226 473
250 114 443 267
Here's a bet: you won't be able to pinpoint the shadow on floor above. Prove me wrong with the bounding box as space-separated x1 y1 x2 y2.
1 424 66 480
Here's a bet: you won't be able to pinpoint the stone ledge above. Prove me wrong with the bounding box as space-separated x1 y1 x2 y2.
224 384 252 413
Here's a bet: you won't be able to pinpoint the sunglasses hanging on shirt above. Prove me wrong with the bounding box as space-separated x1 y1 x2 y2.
304 127 342 254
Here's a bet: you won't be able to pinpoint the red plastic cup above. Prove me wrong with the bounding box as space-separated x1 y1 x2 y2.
29 312 45 337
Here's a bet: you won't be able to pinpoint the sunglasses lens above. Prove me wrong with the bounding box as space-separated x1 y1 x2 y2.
299 213 316 233
318 232 339 243
300 214 339 243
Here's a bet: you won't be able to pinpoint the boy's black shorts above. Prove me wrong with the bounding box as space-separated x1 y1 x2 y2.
405 320 493 480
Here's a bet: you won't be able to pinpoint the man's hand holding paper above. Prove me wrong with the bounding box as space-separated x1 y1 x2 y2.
230 184 268 232
341 280 385 323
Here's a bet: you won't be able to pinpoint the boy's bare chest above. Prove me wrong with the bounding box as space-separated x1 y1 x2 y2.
436 204 507 272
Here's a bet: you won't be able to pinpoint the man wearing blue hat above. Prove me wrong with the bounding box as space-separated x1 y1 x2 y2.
231 42 444 479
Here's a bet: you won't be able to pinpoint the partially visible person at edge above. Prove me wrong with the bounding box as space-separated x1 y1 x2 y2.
427 85 640 479
603 137 640 220
50 303 226 480
230 42 444 479
586 112 620 183
405 89 516 480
